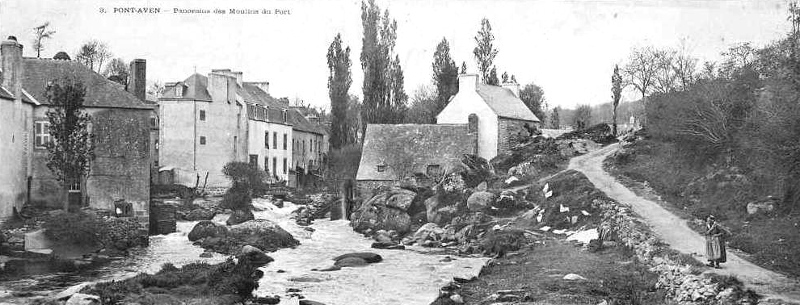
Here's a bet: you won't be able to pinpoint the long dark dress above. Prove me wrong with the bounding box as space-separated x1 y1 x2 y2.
705 222 727 263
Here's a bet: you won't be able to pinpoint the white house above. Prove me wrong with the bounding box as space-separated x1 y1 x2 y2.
241 83 293 182
437 74 540 161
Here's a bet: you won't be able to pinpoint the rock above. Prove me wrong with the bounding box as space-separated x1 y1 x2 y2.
184 208 216 221
475 182 488 192
65 293 100 305
746 198 776 215
24 229 53 252
467 192 495 212
273 198 284 208
563 273 587 281
239 245 274 267
317 265 341 272
351 204 412 234
199 251 213 258
228 219 299 253
425 195 441 223
54 283 90 300
334 257 369 267
252 296 281 304
374 230 393 243
188 221 228 242
450 294 464 304
333 252 383 263
383 188 416 211
371 242 405 250
413 223 445 243
226 209 255 226
299 300 326 305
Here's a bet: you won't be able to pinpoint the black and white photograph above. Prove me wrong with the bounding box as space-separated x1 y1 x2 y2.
1 0 800 304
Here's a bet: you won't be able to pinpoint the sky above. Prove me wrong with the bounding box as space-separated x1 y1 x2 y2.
0 0 794 110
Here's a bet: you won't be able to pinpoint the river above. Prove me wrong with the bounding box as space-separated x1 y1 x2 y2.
0 199 488 305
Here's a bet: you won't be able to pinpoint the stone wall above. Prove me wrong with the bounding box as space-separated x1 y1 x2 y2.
497 118 533 156
598 200 753 304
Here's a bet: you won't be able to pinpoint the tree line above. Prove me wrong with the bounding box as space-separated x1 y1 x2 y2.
326 1 548 149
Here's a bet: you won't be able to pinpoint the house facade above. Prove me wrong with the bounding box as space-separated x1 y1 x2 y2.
288 108 327 188
241 82 293 182
437 74 540 161
0 36 152 229
158 70 248 188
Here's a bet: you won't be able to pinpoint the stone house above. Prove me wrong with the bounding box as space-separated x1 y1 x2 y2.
355 123 478 200
288 107 327 188
241 82 293 182
437 74 540 161
158 70 249 188
0 36 152 228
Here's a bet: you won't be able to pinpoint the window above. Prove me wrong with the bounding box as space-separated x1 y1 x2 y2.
310 139 313 152
426 164 442 177
249 155 258 168
273 132 277 149
150 117 157 128
283 134 287 150
273 158 277 176
302 140 305 153
199 110 206 121
200 136 206 145
265 157 269 173
34 121 51 148
377 164 387 172
175 85 183 97
282 110 288 123
283 158 287 174
233 136 238 155
265 131 269 148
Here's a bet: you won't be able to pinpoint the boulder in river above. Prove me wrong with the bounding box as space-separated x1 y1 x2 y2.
226 209 255 226
333 252 382 263
239 245 274 267
228 219 299 253
334 257 369 267
188 221 228 242
65 293 100 305
351 203 412 235
183 208 216 221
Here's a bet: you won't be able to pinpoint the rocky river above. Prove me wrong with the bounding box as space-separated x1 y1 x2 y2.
0 199 489 305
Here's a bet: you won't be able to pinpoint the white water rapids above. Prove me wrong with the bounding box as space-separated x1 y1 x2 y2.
0 199 489 305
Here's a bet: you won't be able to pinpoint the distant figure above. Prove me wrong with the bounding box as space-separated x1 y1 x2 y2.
705 215 728 268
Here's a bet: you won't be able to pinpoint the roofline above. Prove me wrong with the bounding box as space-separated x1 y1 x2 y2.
159 97 212 102
497 115 540 122
22 89 41 106
36 104 154 111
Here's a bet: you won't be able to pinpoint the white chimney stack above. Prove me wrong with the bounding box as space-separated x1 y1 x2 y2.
502 82 520 98
458 74 478 93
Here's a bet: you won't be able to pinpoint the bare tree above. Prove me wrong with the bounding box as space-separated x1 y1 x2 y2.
573 104 592 130
673 40 699 90
32 22 55 58
103 58 129 86
653 48 678 94
75 40 111 72
623 46 659 101
675 82 730 148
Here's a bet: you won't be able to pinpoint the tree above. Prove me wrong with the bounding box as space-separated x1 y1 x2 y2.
327 33 352 149
75 40 111 73
360 0 407 136
432 38 459 116
103 58 129 87
473 18 499 83
32 22 55 58
623 46 659 101
44 78 94 211
510 74 517 83
147 81 165 98
519 83 546 121
486 66 499 85
611 65 623 135
461 61 468 74
673 41 699 90
501 71 509 83
405 85 437 124
573 104 592 130
653 48 678 94
550 106 561 129
346 95 363 144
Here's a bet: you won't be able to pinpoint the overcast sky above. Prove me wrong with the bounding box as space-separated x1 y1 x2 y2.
0 0 793 110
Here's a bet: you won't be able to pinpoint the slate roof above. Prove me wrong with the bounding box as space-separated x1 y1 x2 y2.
242 82 280 107
356 124 475 181
160 73 212 101
476 83 540 122
22 58 152 109
288 108 324 135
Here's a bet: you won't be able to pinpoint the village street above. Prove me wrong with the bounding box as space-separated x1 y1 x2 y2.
569 144 800 304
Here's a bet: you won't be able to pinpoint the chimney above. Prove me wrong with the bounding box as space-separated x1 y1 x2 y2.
1 36 23 103
128 59 146 101
502 82 520 98
251 81 270 94
209 72 230 103
458 74 478 94
233 71 243 86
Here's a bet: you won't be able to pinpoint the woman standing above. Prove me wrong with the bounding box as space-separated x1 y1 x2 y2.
705 215 728 268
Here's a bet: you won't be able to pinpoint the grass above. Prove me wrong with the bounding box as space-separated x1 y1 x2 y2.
605 139 800 278
459 240 664 305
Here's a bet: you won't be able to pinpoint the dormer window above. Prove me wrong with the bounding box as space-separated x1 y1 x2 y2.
282 110 288 123
377 161 387 173
175 85 184 97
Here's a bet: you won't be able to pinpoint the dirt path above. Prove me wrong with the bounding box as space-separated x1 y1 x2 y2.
569 143 800 303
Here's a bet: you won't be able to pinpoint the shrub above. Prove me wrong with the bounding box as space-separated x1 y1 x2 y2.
42 211 101 246
222 162 268 197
